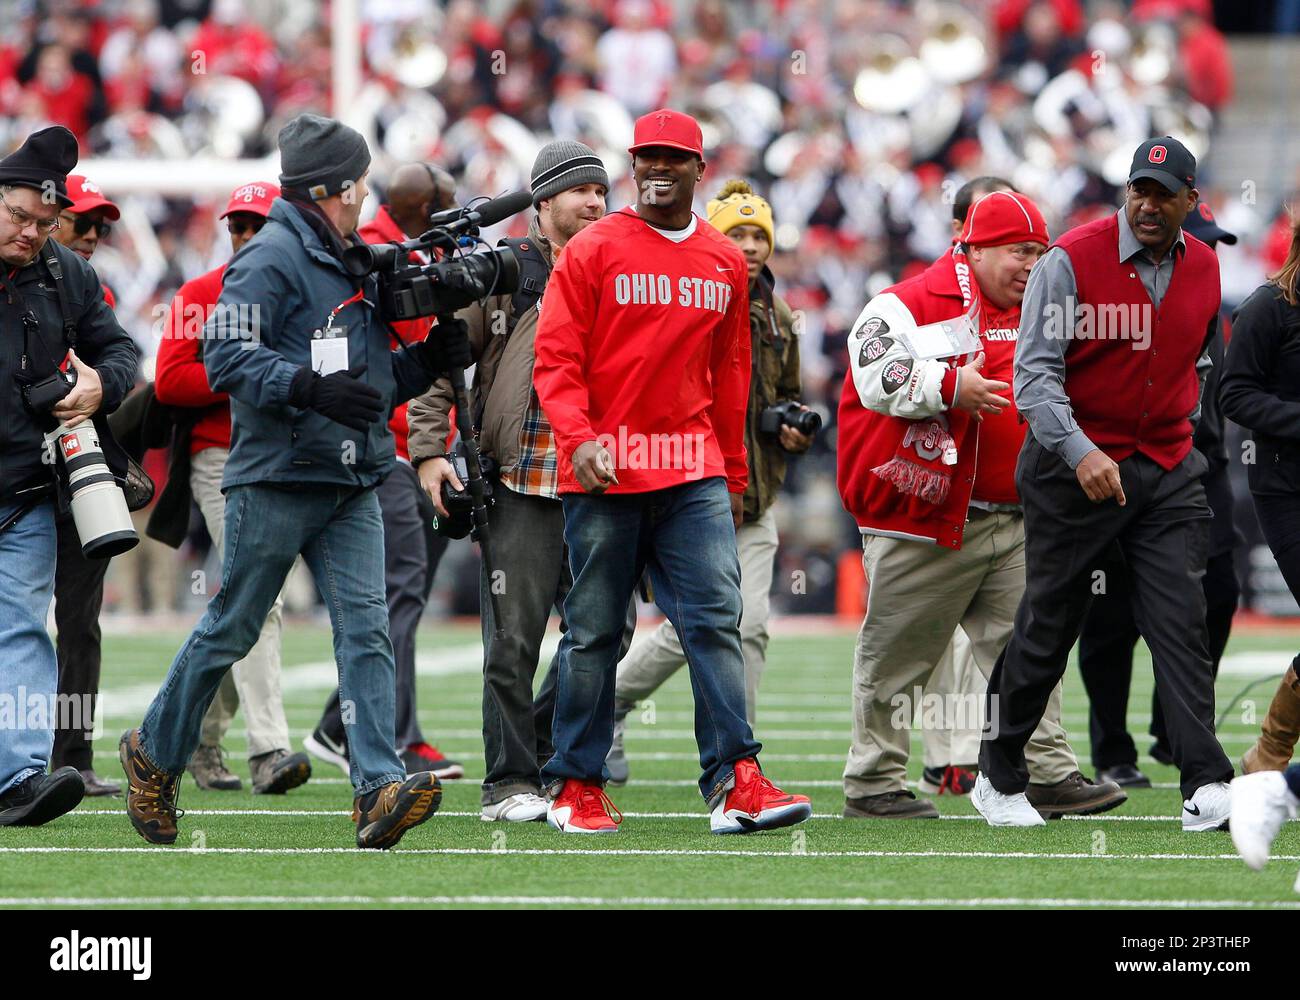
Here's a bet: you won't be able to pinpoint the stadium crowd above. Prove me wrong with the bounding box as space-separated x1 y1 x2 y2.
0 0 1293 616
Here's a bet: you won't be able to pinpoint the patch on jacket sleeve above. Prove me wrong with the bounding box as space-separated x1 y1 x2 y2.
859 335 895 367
881 357 913 394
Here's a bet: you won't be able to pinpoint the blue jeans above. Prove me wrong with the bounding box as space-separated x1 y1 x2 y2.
541 477 761 802
0 499 57 794
140 484 405 794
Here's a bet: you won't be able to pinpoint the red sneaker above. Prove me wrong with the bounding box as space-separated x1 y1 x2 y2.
940 765 977 796
710 758 812 834
546 779 622 834
401 743 465 780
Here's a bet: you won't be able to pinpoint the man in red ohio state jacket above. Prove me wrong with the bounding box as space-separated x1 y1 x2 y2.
154 180 313 797
532 108 811 836
837 191 1124 823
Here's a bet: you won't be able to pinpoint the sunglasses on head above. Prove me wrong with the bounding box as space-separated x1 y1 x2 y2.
64 214 112 238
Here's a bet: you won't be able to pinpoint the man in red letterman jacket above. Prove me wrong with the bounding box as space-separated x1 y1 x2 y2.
837 191 1123 822
976 137 1235 831
532 108 812 836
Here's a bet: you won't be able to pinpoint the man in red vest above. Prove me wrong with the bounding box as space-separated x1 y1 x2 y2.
976 137 1235 830
837 191 1123 821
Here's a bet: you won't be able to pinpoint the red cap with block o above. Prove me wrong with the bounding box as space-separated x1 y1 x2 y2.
65 175 120 220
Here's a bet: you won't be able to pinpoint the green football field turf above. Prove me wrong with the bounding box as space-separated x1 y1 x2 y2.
4 620 1300 909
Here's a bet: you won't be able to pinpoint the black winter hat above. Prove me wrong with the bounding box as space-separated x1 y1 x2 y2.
0 126 79 208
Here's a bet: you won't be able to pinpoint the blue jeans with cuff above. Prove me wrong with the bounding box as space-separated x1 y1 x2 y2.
0 499 57 795
140 483 405 795
541 477 761 803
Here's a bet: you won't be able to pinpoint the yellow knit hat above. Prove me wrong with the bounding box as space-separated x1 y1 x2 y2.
706 179 774 247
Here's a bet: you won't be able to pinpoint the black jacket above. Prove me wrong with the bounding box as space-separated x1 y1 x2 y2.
0 239 139 498
1220 281 1300 498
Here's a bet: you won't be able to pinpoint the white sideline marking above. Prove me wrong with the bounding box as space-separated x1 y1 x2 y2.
2 894 1298 909
68 808 1240 823
95 639 553 719
1 846 1290 861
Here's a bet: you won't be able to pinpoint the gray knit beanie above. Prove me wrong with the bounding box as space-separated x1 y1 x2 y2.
278 113 372 200
530 140 609 208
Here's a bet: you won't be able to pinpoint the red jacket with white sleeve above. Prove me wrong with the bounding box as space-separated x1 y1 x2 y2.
533 208 751 495
836 250 1025 550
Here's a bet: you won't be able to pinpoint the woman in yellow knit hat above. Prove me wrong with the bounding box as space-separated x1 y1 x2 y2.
606 179 817 783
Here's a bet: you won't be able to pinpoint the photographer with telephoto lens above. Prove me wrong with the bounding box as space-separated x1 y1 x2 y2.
0 126 140 828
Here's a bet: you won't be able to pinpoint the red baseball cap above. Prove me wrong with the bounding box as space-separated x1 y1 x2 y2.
220 180 280 220
960 190 1049 248
65 175 120 220
628 108 704 159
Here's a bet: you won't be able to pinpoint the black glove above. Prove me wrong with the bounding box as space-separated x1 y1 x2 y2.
287 364 385 431
413 319 472 376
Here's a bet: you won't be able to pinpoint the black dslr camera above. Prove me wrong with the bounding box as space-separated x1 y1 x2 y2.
22 365 76 414
759 401 822 441
342 191 531 323
432 450 496 539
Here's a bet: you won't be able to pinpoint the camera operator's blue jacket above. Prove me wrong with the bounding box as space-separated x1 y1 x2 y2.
203 198 433 491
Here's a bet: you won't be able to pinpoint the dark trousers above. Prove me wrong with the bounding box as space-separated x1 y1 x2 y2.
980 440 1234 799
478 484 570 804
1077 545 1239 770
52 515 110 773
317 462 447 750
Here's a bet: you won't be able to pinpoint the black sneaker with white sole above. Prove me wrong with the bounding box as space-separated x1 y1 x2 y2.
303 727 350 776
0 767 85 826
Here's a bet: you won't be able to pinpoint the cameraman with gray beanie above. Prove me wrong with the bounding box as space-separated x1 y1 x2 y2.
408 139 610 822
122 113 471 850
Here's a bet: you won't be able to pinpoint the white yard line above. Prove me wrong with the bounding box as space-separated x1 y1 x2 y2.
0 846 1288 861
67 808 1221 822
1 893 1297 908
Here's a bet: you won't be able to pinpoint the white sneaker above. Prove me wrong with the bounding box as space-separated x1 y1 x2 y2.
970 773 1046 827
480 792 549 823
1182 781 1231 831
1230 771 1298 868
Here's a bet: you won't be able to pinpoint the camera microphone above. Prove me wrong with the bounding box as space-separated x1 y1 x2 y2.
427 190 531 234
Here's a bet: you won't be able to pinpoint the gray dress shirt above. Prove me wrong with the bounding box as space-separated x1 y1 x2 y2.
1014 208 1216 468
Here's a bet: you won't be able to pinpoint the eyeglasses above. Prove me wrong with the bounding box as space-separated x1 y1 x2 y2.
0 191 60 234
62 213 112 239
227 218 264 237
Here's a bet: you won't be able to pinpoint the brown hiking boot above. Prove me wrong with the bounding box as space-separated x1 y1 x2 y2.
187 744 242 791
353 771 442 849
119 729 182 845
1026 770 1127 819
250 749 312 795
844 789 940 819
1242 664 1300 773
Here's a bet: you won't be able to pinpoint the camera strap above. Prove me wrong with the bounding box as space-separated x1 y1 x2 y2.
499 236 548 336
40 245 78 349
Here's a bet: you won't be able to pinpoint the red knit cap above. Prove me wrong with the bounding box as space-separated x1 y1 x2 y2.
960 190 1049 247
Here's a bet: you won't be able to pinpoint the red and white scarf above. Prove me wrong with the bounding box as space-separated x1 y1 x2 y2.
870 246 980 506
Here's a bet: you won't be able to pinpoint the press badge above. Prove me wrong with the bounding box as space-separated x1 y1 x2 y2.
310 324 349 375
898 300 981 360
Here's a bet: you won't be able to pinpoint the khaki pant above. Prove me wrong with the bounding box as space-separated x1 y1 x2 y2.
617 507 779 724
843 511 1077 799
191 447 291 757
920 626 984 770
